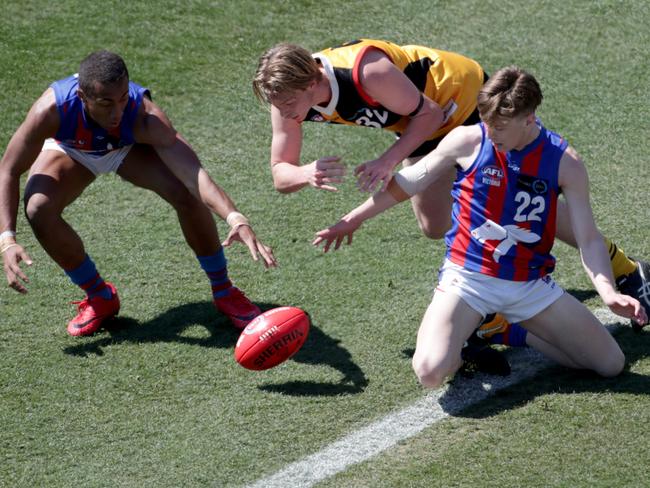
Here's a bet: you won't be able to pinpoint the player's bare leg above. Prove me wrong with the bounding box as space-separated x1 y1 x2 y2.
521 293 625 377
24 150 95 269
24 150 120 335
412 291 483 388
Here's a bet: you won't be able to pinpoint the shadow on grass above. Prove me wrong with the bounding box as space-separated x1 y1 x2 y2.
441 327 650 419
62 301 367 397
258 313 369 396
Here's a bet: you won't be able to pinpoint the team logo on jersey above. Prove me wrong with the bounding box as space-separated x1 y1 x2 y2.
517 174 548 194
471 219 541 262
481 166 504 187
309 113 325 122
441 99 458 124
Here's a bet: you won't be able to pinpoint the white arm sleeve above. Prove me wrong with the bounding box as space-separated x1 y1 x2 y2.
392 160 433 197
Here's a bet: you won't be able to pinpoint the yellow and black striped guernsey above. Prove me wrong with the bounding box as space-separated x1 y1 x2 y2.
306 39 485 142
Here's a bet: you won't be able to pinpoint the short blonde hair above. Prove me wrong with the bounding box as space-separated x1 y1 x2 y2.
477 66 543 124
253 43 322 103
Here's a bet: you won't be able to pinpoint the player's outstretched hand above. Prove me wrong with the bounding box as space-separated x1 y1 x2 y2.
222 225 277 268
312 218 361 253
354 157 395 193
2 244 33 294
304 156 345 192
605 292 648 326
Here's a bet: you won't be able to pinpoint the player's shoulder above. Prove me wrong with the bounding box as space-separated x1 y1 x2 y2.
27 88 59 130
441 123 483 150
357 46 395 81
434 124 483 169
559 144 584 171
558 144 588 187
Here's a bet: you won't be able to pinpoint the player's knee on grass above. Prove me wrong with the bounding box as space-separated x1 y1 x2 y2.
412 353 459 389
593 348 625 378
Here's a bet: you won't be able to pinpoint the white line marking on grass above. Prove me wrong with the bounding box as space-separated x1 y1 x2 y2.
247 309 622 488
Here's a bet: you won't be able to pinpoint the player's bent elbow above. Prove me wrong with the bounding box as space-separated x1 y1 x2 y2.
273 181 295 194
271 175 300 194
156 126 178 148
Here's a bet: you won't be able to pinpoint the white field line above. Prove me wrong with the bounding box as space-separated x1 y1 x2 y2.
246 309 621 488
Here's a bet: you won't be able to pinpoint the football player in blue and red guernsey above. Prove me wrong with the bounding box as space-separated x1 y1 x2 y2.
313 66 648 386
0 50 276 336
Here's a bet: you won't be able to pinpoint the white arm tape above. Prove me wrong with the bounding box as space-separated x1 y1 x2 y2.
392 161 432 197
226 211 249 227
0 230 16 241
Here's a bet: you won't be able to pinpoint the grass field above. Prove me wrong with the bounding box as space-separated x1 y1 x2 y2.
1 1 649 487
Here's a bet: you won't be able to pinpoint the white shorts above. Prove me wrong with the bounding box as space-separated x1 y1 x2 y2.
436 259 564 323
42 138 132 175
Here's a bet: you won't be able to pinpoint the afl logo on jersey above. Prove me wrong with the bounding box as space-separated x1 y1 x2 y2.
481 166 504 187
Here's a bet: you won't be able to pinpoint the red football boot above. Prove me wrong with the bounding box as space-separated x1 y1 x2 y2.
67 283 120 336
213 287 261 329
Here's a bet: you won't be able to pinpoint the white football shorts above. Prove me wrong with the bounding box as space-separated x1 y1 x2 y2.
436 259 564 323
42 138 132 175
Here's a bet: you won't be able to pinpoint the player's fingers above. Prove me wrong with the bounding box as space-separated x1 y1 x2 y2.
355 173 368 191
378 175 391 192
7 274 27 294
323 238 333 253
334 236 344 250
246 242 260 262
20 250 33 266
320 155 341 163
316 184 338 192
258 243 277 268
327 160 346 171
635 302 648 324
312 235 324 246
323 175 344 183
362 174 379 192
12 265 29 283
347 233 353 246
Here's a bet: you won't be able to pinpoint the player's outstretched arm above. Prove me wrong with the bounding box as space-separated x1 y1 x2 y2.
270 106 345 193
312 187 404 252
560 147 647 325
135 98 276 267
0 89 58 293
314 125 478 253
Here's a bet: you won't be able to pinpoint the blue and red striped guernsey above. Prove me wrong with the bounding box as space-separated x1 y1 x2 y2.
50 74 149 156
444 121 568 281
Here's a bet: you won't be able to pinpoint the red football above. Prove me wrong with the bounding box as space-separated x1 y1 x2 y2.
234 307 310 370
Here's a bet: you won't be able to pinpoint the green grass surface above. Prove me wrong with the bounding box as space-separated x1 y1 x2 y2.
1 1 649 487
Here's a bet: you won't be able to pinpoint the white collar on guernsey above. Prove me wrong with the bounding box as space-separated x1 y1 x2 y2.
311 53 338 116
